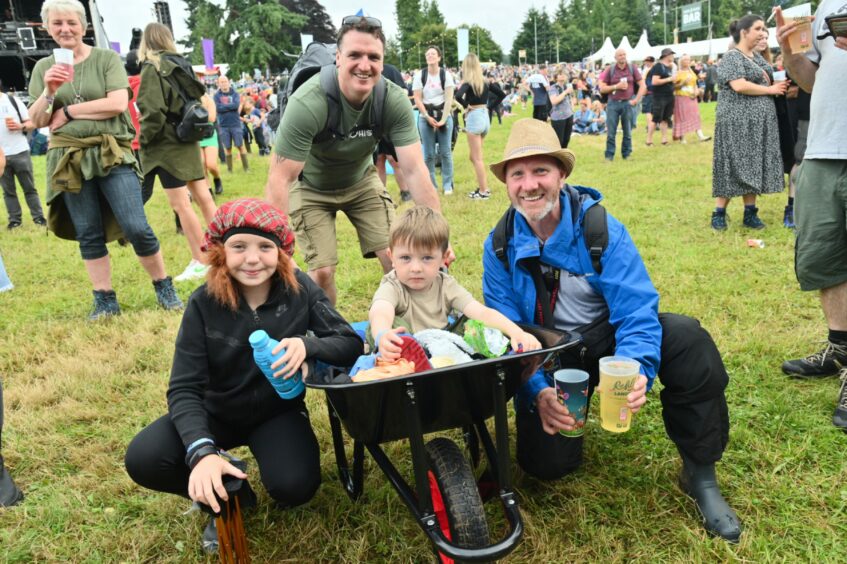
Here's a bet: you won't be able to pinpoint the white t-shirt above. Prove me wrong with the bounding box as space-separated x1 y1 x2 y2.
412 67 455 106
0 93 30 156
804 0 847 160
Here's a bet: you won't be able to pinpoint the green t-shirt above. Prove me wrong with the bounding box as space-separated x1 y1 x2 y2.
274 74 418 191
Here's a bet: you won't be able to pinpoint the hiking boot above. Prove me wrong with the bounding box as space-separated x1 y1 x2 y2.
153 277 184 311
174 259 210 283
711 212 727 231
782 341 847 378
783 205 795 229
0 461 23 507
33 217 47 227
213 177 224 195
468 189 491 200
6 221 21 231
742 206 765 229
89 289 121 321
833 368 847 431
202 516 218 554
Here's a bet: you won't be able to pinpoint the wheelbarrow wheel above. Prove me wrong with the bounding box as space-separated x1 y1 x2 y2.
425 437 490 557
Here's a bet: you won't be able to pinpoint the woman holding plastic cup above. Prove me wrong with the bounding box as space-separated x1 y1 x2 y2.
28 0 181 319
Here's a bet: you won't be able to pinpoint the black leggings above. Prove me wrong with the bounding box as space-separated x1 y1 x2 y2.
551 117 574 149
125 406 321 507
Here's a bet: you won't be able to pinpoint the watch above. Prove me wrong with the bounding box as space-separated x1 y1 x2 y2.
63 105 74 121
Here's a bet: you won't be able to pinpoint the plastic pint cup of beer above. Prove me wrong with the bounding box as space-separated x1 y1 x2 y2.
597 356 640 433
53 48 75 81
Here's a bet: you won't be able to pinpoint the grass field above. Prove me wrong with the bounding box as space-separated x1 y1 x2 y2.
1 103 845 563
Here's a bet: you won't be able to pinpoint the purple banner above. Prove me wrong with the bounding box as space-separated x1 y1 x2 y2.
110 42 120 54
202 39 215 70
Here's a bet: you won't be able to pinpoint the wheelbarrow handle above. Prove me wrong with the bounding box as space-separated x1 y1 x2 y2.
421 491 524 562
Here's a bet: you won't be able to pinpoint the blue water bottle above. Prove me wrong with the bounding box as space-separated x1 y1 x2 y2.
249 330 304 399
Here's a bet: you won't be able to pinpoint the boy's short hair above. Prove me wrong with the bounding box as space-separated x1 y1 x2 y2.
389 206 449 253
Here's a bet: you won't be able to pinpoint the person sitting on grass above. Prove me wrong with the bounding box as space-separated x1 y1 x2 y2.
369 205 541 360
591 100 607 134
124 198 362 554
572 98 596 134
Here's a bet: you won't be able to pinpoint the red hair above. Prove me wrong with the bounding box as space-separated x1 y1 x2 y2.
205 243 299 311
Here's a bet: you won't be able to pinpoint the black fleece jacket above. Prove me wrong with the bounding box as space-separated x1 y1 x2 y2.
166 271 362 449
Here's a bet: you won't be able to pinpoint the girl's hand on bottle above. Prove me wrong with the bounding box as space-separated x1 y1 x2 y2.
271 337 306 379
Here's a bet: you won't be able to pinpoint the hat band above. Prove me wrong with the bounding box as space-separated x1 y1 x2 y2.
505 145 559 159
222 227 282 247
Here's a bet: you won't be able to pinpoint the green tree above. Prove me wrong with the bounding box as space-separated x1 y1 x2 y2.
395 0 424 62
421 0 446 24
280 0 337 44
510 8 555 65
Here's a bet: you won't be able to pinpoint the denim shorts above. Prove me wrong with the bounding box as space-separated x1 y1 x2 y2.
219 125 244 149
465 108 490 136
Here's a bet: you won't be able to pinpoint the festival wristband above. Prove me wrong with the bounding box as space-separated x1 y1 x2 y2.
186 437 215 454
43 92 55 114
186 444 220 470
63 105 73 121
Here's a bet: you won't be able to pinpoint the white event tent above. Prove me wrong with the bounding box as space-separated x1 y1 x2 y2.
631 30 653 61
587 37 617 65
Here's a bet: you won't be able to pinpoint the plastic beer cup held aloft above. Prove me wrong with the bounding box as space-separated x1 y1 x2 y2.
53 48 75 82
597 356 640 433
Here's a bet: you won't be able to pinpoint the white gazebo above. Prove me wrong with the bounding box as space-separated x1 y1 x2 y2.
630 30 653 61
617 36 635 59
587 37 617 65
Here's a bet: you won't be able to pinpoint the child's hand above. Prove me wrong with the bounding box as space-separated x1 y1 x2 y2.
377 327 407 361
271 337 306 379
511 331 541 353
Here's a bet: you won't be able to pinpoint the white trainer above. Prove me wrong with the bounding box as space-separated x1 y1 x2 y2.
174 260 210 282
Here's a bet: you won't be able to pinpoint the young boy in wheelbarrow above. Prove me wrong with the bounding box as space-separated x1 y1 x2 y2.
481 118 742 543
369 205 541 363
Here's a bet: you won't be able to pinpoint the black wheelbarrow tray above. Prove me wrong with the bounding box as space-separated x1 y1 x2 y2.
306 325 580 562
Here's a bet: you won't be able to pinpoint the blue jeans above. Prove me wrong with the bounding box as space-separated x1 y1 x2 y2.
418 114 454 191
62 165 160 260
605 99 633 160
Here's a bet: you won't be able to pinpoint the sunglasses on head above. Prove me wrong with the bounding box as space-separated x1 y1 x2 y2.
342 15 382 28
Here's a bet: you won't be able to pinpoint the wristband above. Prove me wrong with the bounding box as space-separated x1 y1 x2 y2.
186 444 219 470
63 105 73 120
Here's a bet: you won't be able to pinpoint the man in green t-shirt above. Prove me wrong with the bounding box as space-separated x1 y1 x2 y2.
265 16 444 304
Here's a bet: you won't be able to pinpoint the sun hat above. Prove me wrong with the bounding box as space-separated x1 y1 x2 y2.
203 198 295 256
489 118 576 183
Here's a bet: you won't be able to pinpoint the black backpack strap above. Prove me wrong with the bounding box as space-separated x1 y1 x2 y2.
583 204 607 275
492 206 516 272
316 64 343 143
6 94 23 123
439 67 446 90
524 257 555 329
370 76 387 141
421 67 428 89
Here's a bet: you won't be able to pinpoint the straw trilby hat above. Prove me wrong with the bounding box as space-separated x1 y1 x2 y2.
489 118 576 183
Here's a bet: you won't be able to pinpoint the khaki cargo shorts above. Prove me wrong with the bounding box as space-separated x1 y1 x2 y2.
289 166 395 270
795 159 847 291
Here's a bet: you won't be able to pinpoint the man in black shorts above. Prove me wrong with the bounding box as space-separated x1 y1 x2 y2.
646 48 676 146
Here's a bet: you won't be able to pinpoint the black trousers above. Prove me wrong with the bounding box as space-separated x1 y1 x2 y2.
551 117 574 149
533 105 549 122
125 404 321 507
516 313 730 480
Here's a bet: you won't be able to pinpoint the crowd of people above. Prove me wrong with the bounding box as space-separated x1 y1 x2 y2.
2 0 846 560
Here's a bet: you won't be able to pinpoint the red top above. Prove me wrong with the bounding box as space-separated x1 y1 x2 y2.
128 74 141 151
602 64 642 102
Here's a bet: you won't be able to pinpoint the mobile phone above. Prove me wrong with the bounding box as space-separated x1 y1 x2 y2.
818 13 847 40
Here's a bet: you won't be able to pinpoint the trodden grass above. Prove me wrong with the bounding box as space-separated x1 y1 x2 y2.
1 103 845 562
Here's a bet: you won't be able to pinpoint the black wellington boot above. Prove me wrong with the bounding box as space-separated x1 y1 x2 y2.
0 382 23 507
679 452 742 542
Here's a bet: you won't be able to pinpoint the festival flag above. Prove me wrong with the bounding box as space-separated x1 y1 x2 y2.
202 39 215 70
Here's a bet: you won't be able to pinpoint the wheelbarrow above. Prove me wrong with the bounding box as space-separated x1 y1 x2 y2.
306 325 580 562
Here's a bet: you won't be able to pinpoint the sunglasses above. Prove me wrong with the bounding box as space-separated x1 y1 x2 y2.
341 15 382 29
817 13 847 41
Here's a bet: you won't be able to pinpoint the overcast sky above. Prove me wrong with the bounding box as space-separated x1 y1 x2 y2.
96 0 563 56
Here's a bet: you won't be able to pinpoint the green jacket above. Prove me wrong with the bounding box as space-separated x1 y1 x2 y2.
137 52 205 181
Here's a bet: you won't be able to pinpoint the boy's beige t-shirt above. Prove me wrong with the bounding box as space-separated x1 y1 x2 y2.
372 270 475 334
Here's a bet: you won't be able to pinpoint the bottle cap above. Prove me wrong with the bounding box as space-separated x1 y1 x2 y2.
249 330 269 349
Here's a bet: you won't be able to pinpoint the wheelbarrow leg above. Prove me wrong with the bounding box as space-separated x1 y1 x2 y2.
403 381 434 517
327 396 363 500
492 366 513 492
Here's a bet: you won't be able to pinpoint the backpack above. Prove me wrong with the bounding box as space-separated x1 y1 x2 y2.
599 63 636 104
420 66 446 91
491 185 608 275
152 54 213 143
273 42 387 143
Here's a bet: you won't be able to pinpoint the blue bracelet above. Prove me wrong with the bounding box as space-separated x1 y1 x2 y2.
186 437 214 454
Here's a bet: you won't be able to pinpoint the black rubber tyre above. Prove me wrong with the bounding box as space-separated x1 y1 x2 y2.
425 437 490 552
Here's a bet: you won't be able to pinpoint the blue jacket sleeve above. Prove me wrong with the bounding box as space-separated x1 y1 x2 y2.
482 237 548 405
595 219 662 388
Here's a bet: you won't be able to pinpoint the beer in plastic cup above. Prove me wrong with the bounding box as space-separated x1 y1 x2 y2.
597 356 639 433
772 70 787 82
53 48 75 81
786 17 813 54
554 369 589 438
